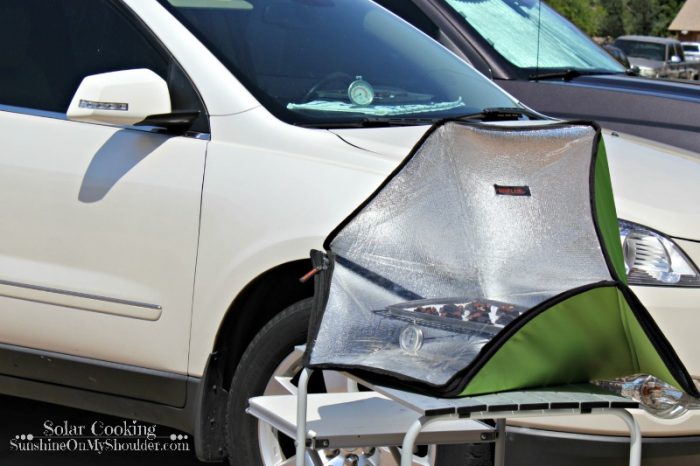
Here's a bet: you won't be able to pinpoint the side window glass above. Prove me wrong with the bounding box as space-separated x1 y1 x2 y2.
372 0 440 39
675 44 685 61
0 0 167 114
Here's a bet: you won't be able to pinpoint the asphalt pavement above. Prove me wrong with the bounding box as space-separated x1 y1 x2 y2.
0 395 207 465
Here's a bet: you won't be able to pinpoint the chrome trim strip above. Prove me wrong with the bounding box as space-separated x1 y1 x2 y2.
0 279 161 310
0 104 211 139
0 103 67 120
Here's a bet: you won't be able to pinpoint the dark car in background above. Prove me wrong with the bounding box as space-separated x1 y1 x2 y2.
603 44 632 69
377 0 700 153
614 35 699 80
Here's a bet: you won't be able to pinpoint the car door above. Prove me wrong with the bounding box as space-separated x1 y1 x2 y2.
675 43 690 79
668 43 683 79
0 0 207 405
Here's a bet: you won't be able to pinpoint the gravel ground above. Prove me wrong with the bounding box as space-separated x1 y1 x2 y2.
0 395 209 466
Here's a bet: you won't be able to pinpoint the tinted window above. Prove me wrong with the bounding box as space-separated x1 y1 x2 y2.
673 43 684 60
615 40 666 62
0 0 168 113
683 44 700 53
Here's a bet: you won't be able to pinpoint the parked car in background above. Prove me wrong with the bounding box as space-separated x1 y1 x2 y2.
603 43 632 69
376 0 700 153
2 2 700 466
683 42 700 63
614 35 699 80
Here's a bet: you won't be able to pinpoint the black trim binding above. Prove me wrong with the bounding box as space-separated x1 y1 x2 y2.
310 119 699 399
334 256 423 301
303 250 335 366
586 124 624 283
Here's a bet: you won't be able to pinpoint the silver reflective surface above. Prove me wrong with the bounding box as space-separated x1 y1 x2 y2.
310 122 612 385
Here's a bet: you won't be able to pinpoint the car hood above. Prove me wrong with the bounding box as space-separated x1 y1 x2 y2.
566 73 700 102
627 57 664 69
331 124 700 241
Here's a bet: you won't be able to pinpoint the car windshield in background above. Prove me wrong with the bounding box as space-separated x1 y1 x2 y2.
442 0 625 74
156 0 518 126
615 40 666 61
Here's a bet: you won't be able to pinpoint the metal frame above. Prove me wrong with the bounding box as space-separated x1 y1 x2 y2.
294 368 642 466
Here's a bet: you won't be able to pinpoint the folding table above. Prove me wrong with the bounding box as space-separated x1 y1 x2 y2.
247 368 643 466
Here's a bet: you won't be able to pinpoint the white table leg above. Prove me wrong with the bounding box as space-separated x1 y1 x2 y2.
608 409 641 466
400 415 455 466
296 368 312 466
494 418 506 466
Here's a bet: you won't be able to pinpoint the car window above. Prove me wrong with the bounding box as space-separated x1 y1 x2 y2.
156 0 519 126
683 44 700 53
614 40 666 62
441 0 623 73
674 43 684 61
0 0 171 114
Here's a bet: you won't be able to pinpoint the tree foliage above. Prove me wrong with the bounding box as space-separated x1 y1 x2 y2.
546 0 685 38
547 0 604 35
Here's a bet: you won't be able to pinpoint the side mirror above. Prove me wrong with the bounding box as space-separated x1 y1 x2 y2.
671 55 682 63
67 69 171 126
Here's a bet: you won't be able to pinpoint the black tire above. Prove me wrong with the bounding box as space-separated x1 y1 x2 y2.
225 298 492 466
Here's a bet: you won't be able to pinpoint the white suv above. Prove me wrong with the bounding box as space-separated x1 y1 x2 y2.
1 1 699 466
683 42 700 63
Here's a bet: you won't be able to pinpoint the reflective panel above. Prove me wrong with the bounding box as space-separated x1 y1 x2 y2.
309 122 612 386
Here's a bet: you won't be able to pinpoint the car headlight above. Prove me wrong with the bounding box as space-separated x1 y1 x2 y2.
636 66 657 77
619 220 700 286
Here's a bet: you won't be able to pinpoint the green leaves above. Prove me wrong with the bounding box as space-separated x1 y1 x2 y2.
546 0 684 38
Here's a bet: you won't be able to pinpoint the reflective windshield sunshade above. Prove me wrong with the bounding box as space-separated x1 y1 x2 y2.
304 121 699 400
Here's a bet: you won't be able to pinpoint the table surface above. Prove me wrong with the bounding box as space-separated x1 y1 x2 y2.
248 392 494 449
347 376 640 417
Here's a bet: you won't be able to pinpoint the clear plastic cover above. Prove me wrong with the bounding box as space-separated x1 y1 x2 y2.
309 122 612 386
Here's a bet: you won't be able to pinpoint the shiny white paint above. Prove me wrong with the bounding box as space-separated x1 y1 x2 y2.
67 69 171 126
0 110 205 373
189 107 400 374
604 131 700 240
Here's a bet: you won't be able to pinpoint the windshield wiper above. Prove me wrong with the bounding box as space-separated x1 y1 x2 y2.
529 69 623 81
459 107 546 121
297 108 545 129
529 69 582 81
296 117 438 129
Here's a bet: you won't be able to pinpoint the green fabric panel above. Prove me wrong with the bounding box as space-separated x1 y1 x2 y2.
594 141 627 283
460 286 677 396
617 290 682 390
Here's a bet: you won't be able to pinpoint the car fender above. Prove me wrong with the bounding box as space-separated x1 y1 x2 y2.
188 109 405 376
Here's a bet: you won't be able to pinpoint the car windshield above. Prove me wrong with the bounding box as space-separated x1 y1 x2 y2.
442 0 625 73
615 40 666 61
156 0 519 126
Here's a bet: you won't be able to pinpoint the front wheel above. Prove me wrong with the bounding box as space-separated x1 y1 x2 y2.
225 298 492 466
